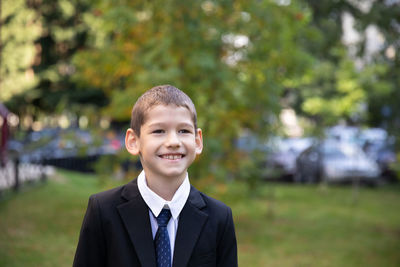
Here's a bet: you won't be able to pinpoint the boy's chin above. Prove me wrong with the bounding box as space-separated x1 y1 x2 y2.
158 169 188 180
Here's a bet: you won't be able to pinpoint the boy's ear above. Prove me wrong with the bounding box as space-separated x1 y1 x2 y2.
195 128 203 155
125 128 140 155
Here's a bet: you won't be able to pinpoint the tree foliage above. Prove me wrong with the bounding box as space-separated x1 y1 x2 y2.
359 1 400 133
297 0 400 134
1 0 399 180
72 0 312 179
4 0 108 122
0 0 41 101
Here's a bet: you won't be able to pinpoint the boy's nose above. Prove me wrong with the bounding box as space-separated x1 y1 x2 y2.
165 132 181 147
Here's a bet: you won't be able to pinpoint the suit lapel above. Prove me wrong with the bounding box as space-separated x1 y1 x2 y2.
117 180 157 267
173 186 208 267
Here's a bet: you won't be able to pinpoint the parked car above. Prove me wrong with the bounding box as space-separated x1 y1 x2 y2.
16 128 107 163
325 125 360 144
265 137 313 180
295 140 381 185
359 128 397 180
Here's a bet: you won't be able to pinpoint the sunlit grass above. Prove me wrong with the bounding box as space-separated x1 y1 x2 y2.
223 183 400 267
0 171 399 267
0 171 105 267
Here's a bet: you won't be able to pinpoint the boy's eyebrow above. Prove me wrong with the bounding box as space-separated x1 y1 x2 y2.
178 122 195 129
147 122 195 128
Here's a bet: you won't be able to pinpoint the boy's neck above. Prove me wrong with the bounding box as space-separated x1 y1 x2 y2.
145 173 186 201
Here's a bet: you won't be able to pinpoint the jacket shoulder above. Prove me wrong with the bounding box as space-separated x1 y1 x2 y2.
202 192 230 209
193 188 232 218
91 184 124 202
89 179 138 208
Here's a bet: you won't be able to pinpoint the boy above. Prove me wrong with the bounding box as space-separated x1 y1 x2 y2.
73 85 238 267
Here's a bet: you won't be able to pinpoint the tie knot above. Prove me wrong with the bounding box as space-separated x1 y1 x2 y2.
156 209 172 227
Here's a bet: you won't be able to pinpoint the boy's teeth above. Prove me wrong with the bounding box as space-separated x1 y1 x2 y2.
162 154 182 160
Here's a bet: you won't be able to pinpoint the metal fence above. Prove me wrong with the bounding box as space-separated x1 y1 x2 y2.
0 160 53 192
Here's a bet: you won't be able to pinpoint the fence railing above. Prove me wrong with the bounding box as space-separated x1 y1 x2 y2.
0 154 108 194
0 159 53 192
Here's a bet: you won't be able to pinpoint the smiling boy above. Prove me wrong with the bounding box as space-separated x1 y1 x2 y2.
73 85 238 267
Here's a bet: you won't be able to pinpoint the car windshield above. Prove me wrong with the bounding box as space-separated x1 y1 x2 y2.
323 147 345 158
321 142 360 159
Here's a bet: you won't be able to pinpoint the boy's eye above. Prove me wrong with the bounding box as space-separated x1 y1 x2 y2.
152 129 165 134
179 129 192 134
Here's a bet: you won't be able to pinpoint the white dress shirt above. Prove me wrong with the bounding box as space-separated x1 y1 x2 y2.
137 170 191 264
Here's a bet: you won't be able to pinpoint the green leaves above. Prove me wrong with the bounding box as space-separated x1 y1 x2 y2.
0 0 41 101
3 0 397 180
70 0 312 179
299 57 367 127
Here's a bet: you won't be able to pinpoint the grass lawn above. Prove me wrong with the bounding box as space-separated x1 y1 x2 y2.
1 170 400 267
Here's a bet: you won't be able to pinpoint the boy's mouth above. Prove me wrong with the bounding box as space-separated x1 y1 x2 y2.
159 154 184 160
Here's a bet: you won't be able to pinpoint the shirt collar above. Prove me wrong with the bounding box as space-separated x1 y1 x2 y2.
137 170 190 220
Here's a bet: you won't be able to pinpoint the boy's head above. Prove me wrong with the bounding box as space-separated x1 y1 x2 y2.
125 85 203 183
130 85 197 137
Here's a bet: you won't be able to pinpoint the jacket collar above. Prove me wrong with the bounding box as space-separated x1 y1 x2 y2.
118 179 208 267
118 179 156 267
173 186 208 267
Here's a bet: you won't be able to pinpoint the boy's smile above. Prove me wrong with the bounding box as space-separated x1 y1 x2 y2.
125 104 203 183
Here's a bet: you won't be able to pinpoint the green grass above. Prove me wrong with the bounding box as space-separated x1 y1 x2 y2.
0 171 106 267
222 183 400 267
1 171 400 267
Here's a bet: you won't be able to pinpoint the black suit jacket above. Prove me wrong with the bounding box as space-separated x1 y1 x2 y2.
73 179 238 267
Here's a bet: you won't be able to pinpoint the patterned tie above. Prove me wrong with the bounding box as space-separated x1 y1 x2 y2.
155 209 172 267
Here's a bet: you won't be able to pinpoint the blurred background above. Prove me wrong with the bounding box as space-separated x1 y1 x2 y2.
1 0 400 266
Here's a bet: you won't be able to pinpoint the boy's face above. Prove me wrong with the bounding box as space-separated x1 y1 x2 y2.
125 104 203 182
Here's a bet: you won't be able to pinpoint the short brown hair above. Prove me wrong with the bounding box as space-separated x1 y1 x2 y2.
130 85 197 136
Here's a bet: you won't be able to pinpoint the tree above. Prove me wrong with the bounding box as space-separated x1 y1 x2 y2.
4 0 108 125
72 0 313 180
0 0 41 101
358 1 400 134
295 0 400 136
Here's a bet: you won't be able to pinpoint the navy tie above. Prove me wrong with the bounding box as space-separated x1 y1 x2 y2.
155 209 172 267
